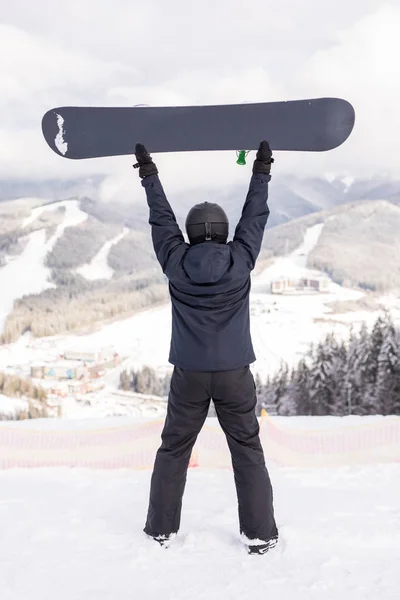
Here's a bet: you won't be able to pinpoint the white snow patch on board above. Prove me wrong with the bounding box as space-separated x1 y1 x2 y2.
55 113 68 155
77 227 129 281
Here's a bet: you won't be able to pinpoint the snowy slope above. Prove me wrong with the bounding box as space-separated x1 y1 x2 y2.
76 227 128 281
0 200 88 334
0 462 399 600
0 222 399 418
254 222 327 283
0 393 28 417
21 202 53 228
248 223 367 373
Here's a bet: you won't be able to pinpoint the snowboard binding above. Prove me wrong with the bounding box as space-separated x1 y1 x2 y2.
236 150 250 165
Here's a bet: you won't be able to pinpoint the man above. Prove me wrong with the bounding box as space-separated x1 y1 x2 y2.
134 141 278 555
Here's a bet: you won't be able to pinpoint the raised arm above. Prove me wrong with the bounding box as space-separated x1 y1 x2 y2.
232 141 274 270
134 144 185 272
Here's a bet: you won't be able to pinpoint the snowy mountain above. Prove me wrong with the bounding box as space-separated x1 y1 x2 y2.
1 217 399 422
1 174 400 345
0 176 103 203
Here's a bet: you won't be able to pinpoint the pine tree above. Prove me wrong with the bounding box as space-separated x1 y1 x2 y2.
258 312 400 417
376 320 399 415
36 387 48 402
262 375 274 409
392 328 400 415
369 316 387 384
254 372 263 396
162 374 171 396
323 333 347 416
309 339 334 415
274 363 290 415
277 385 297 416
130 366 164 396
346 323 373 414
253 372 269 415
290 359 312 415
119 369 131 391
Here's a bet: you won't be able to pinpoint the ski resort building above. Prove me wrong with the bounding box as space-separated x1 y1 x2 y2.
31 361 86 381
30 346 121 388
270 276 330 294
62 347 115 363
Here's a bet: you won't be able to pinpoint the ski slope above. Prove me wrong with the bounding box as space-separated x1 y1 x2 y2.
254 222 327 283
1 221 398 406
0 201 88 335
21 202 54 228
1 221 399 420
0 461 398 600
76 227 128 281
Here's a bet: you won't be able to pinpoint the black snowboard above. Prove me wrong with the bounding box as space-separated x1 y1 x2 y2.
41 97 355 160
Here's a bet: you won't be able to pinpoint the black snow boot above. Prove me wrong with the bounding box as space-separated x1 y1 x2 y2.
246 533 278 555
146 533 175 548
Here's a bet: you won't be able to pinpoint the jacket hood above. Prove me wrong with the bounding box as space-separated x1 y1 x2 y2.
183 242 231 284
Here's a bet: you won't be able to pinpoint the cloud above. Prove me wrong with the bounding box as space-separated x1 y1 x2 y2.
0 23 138 180
290 3 400 179
0 24 136 108
0 1 398 191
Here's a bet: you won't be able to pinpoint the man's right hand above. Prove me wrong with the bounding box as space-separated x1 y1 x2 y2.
252 141 274 175
133 143 159 179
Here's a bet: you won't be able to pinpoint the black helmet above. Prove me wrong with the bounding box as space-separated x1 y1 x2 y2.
185 202 229 245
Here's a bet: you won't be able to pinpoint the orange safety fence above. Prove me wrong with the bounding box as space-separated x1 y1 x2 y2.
0 415 399 470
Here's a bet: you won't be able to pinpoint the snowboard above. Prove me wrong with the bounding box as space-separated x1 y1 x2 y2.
41 97 355 160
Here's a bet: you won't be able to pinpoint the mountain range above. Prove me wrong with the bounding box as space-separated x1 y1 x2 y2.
0 173 399 342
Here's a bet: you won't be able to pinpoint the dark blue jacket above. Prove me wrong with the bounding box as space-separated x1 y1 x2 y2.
142 173 270 371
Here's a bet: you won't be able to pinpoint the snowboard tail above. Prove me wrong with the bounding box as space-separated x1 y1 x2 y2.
41 98 355 160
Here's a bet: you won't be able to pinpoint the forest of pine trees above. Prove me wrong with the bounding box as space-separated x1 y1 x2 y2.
261 313 400 416
0 371 47 401
120 313 400 417
120 366 171 397
0 371 49 420
0 276 167 344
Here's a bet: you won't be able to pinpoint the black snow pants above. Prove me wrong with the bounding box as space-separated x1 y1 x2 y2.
144 366 277 542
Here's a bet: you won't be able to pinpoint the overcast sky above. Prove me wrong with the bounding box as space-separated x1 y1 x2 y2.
1 0 399 196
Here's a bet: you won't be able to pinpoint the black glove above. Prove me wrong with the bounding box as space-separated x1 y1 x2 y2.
133 143 158 179
252 140 274 175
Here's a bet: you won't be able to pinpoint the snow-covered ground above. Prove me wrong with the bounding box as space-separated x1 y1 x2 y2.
0 393 28 418
1 213 399 600
0 200 88 334
0 221 388 379
254 222 328 283
1 221 399 419
77 227 128 281
21 202 53 228
0 462 399 600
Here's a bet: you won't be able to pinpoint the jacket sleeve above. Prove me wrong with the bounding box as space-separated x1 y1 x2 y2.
141 174 186 272
232 173 271 270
